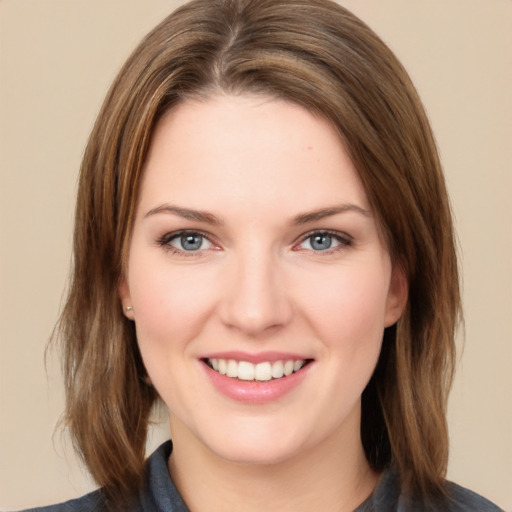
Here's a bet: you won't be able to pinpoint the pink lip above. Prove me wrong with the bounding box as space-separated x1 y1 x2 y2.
200 357 313 404
201 351 309 364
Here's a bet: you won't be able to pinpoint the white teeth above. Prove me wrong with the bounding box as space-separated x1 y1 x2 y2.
226 359 238 378
255 362 272 381
207 358 307 381
271 360 284 379
283 360 294 376
238 361 255 381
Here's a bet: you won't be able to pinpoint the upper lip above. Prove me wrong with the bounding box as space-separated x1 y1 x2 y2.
200 351 312 364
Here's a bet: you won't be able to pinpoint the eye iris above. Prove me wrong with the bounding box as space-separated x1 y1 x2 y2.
181 234 202 251
311 234 332 250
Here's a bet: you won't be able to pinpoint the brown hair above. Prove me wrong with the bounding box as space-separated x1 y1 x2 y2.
57 0 461 506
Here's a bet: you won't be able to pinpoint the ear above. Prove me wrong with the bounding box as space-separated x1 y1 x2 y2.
119 275 135 320
384 264 408 327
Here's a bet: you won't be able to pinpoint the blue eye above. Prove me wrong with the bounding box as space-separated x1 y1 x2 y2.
310 234 334 250
177 233 205 251
160 231 213 252
298 231 351 252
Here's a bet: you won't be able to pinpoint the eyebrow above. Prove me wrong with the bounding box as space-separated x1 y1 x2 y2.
144 203 369 225
144 204 223 225
292 204 370 224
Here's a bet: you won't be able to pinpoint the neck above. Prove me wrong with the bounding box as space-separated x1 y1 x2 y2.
167 409 379 512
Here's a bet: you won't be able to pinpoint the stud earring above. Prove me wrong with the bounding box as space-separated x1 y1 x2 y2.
125 306 134 312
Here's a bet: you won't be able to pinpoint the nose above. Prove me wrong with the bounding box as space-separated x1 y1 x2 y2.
218 249 293 337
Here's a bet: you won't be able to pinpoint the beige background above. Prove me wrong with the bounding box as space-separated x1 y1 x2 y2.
1 0 511 510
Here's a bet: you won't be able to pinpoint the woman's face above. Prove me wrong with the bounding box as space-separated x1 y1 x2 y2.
120 94 406 465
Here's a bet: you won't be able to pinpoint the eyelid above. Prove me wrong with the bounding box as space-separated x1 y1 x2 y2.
293 229 353 252
156 228 352 255
157 229 220 254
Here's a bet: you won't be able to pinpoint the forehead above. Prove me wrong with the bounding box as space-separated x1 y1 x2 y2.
138 94 369 218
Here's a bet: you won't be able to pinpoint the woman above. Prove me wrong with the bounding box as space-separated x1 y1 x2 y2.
21 0 503 510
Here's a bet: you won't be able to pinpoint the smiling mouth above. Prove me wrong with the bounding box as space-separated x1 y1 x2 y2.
203 358 312 382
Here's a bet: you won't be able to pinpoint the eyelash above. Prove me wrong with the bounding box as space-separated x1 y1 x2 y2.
156 230 215 257
294 230 353 255
156 229 353 256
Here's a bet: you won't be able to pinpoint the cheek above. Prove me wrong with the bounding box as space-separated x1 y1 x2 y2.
300 265 391 334
292 259 391 377
128 258 218 351
128 260 220 399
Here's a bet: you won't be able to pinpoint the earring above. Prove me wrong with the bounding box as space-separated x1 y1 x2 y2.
125 306 134 312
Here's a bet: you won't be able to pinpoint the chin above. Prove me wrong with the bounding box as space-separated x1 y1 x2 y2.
213 441 301 466
198 421 311 467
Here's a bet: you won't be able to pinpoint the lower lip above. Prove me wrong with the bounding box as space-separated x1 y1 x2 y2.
202 362 312 404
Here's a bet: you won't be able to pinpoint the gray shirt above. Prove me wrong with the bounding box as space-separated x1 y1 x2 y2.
20 441 503 512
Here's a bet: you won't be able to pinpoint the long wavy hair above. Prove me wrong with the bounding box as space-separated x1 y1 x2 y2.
57 0 461 506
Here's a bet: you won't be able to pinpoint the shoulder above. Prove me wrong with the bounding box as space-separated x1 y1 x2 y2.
444 480 505 512
358 469 504 512
14 441 188 512
14 490 105 512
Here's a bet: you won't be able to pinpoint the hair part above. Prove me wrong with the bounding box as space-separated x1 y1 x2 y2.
56 0 461 506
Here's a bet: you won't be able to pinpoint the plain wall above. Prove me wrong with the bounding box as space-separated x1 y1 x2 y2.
1 0 511 510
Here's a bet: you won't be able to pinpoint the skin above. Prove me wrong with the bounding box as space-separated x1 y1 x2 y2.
120 94 407 511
